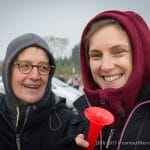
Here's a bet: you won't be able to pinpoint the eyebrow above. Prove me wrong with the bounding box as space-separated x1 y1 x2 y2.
109 44 131 50
89 49 99 53
89 44 131 53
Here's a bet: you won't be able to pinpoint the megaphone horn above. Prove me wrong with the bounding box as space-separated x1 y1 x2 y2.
84 107 114 150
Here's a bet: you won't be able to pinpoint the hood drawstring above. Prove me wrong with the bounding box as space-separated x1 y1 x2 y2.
16 105 20 128
49 110 62 131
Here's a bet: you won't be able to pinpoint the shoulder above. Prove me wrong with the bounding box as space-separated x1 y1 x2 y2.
73 95 88 114
51 93 75 120
51 94 86 128
138 84 150 101
73 95 86 106
49 100 84 133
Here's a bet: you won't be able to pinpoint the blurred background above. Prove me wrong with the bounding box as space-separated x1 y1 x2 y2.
0 0 149 87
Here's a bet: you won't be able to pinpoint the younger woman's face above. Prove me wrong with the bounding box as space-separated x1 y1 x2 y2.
89 24 132 89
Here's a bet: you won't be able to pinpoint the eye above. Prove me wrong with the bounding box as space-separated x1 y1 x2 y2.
89 52 102 60
112 49 127 57
40 65 49 70
19 63 31 71
38 63 50 73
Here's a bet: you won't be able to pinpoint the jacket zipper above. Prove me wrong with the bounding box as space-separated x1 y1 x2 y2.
16 134 21 150
16 106 31 150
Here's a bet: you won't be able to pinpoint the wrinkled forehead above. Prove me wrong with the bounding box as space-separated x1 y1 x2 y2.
15 46 49 62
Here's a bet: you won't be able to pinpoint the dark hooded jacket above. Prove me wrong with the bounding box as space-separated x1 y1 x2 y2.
0 33 84 150
74 10 150 150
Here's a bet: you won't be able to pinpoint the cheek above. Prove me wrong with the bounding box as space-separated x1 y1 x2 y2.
11 70 23 91
42 76 49 87
127 62 133 78
11 69 17 89
122 57 133 76
89 60 100 74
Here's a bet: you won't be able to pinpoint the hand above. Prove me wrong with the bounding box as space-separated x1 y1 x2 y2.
75 134 89 148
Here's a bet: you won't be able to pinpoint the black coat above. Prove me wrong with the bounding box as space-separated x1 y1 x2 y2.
74 85 150 150
0 93 84 150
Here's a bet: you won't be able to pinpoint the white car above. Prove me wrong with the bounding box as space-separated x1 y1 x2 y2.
0 76 82 108
0 76 5 94
52 77 82 108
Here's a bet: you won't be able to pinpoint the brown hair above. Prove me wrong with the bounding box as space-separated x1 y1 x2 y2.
84 19 125 62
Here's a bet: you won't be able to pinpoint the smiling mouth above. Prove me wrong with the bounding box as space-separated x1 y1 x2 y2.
102 74 122 82
24 84 40 89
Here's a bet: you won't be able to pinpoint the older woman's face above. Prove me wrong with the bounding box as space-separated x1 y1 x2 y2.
11 47 49 104
89 24 132 89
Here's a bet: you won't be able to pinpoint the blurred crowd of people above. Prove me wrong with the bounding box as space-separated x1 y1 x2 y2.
67 74 81 89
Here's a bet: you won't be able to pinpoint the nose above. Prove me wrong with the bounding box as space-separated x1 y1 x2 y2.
101 56 114 71
28 67 40 80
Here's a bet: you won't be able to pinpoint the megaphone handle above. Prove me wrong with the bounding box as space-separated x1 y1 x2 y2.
86 122 103 150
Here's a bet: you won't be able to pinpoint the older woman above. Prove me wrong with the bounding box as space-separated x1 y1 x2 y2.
0 33 84 150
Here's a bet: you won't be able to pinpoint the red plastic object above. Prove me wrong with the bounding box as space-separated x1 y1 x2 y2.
84 107 114 150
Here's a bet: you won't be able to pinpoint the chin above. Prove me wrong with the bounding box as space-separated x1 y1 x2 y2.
21 97 41 104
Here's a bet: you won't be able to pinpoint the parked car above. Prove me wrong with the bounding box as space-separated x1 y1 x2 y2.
52 77 82 108
0 76 5 94
0 76 82 109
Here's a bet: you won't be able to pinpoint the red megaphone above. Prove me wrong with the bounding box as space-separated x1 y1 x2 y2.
84 107 114 150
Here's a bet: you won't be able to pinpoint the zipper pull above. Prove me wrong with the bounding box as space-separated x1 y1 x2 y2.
105 129 115 149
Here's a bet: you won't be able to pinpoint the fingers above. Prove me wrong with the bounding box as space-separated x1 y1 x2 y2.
75 134 89 148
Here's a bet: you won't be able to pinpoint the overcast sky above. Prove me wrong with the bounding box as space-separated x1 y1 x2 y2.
0 0 149 60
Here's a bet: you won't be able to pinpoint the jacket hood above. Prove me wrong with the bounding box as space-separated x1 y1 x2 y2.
2 33 56 123
80 10 150 118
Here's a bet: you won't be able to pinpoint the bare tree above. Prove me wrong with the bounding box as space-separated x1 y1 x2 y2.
44 36 69 58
